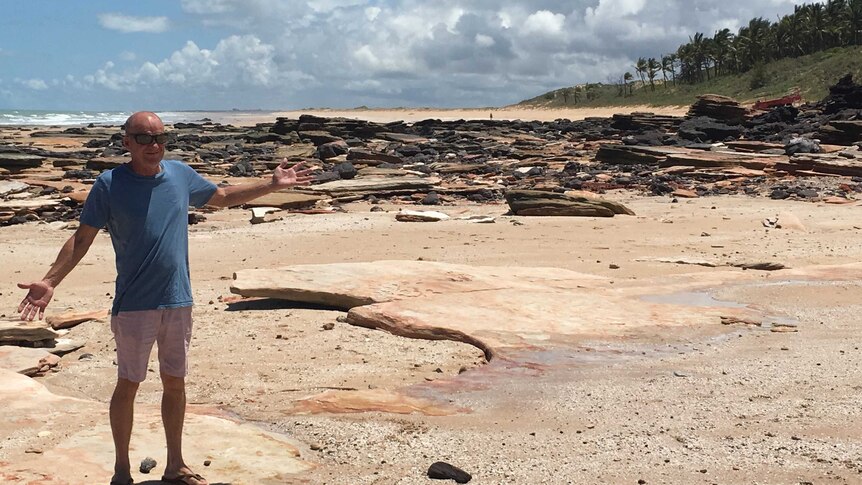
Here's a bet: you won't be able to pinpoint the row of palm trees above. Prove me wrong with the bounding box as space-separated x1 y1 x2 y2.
620 0 862 94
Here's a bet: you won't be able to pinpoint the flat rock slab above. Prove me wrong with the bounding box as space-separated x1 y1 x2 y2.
0 347 58 375
0 181 29 196
0 370 314 484
0 197 67 210
231 260 607 309
45 309 108 330
307 176 441 196
231 260 862 414
243 191 325 209
0 318 60 342
346 287 753 360
0 153 44 168
231 261 862 358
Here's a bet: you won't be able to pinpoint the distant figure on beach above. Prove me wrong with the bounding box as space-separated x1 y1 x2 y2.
16 111 313 485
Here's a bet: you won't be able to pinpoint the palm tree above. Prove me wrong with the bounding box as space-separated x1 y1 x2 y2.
660 55 670 87
824 0 850 47
802 3 826 52
647 57 660 91
664 54 678 85
689 33 709 81
676 43 695 83
635 57 648 88
735 18 773 71
712 28 733 76
623 72 634 96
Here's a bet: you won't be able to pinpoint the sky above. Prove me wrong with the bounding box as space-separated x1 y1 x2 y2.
0 0 808 111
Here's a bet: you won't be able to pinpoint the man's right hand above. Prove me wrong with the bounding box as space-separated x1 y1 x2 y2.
18 280 55 321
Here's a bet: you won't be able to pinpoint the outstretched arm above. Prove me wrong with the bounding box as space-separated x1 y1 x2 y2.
18 223 100 320
206 160 314 208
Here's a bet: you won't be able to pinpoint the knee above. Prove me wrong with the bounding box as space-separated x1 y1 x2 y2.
160 372 185 392
114 378 140 399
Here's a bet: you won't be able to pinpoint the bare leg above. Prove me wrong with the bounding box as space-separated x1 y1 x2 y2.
161 372 207 485
110 378 139 484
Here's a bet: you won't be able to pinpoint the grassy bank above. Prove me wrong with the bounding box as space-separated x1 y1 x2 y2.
518 46 862 108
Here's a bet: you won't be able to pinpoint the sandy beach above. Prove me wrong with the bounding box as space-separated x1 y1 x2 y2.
202 106 689 127
1 107 861 484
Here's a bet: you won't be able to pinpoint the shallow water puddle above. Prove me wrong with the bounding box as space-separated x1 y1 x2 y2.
640 291 748 308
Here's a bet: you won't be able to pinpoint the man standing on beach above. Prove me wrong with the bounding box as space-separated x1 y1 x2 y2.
16 111 313 485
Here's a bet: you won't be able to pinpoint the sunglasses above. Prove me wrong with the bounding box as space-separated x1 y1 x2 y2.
129 133 170 145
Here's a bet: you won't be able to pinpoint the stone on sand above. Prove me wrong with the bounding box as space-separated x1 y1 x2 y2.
506 189 635 217
45 309 108 330
396 210 450 222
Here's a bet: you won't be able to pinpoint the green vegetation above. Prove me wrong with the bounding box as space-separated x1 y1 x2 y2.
518 45 862 108
520 0 862 108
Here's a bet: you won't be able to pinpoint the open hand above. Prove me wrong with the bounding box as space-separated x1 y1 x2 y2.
17 280 54 321
272 160 314 188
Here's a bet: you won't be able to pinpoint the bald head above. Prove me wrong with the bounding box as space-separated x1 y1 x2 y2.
122 111 167 174
124 111 163 133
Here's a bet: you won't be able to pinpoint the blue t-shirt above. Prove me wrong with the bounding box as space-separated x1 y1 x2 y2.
80 160 218 315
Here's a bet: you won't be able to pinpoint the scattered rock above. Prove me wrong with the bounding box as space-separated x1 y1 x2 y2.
139 457 157 474
396 210 449 222
427 461 472 483
250 207 282 225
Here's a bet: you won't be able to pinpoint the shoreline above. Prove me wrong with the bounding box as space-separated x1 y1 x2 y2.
0 105 689 128
220 105 690 126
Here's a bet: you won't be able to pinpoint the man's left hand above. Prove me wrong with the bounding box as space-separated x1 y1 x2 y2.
272 160 314 188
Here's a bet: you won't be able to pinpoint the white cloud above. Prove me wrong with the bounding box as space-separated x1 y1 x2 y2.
119 51 137 62
18 78 48 90
522 10 566 35
86 35 307 93
98 13 169 33
63 0 810 109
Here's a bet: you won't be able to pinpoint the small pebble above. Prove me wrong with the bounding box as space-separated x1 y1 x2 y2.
140 457 157 474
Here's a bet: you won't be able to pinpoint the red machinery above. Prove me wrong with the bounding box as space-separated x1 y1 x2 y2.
753 88 802 110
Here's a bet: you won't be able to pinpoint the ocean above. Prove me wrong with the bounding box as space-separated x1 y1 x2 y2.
0 109 252 126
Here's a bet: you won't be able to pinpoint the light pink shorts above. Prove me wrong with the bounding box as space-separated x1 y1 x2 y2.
110 307 193 383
